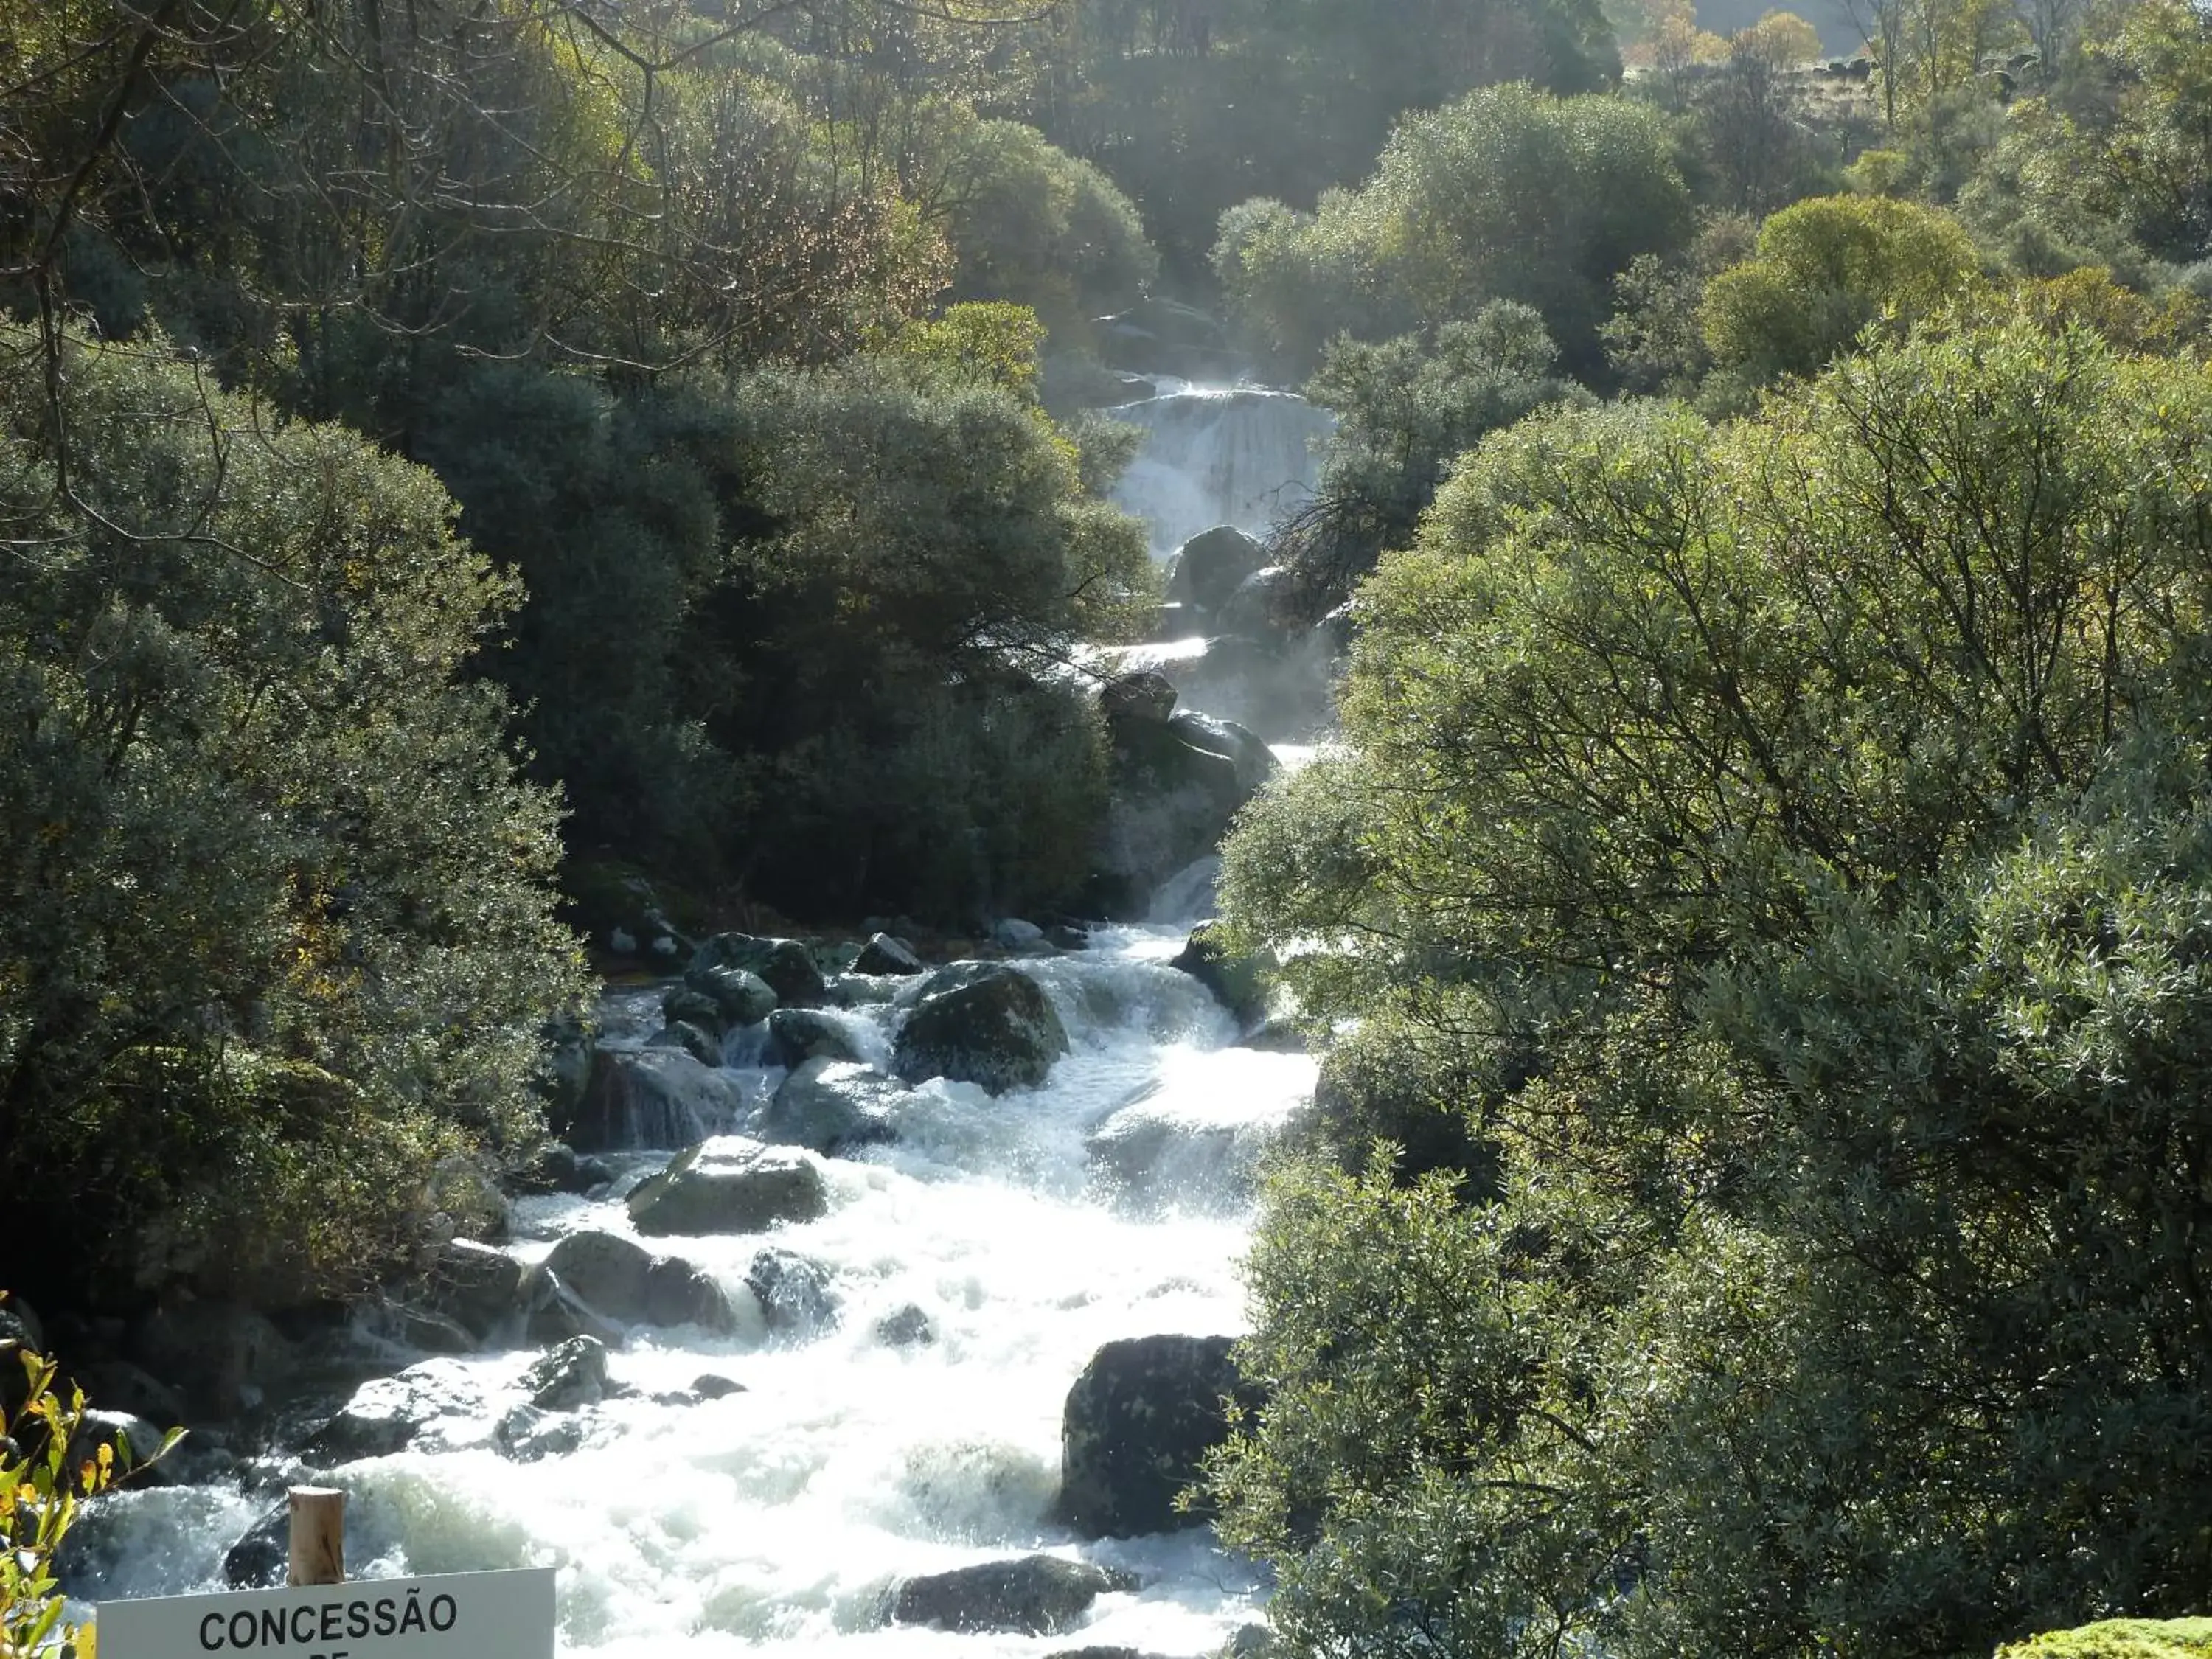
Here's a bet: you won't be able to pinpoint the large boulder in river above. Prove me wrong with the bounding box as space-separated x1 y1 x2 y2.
744 1248 838 1335
1058 1335 1257 1537
1091 712 1273 919
522 1335 609 1411
690 933 829 1009
417 1239 527 1340
1166 525 1267 619
1214 564 1301 640
127 1302 293 1422
687 964 779 1027
627 1137 829 1236
891 1555 1138 1635
1169 922 1270 1033
1099 669 1178 725
562 1047 750 1152
305 1359 484 1463
852 933 925 976
543 1231 737 1332
763 1058 906 1154
768 1007 870 1068
892 964 1068 1094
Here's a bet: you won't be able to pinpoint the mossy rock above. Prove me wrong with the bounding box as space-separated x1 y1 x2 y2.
1998 1621 2212 1658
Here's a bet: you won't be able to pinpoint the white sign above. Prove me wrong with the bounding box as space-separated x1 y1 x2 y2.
99 1569 556 1659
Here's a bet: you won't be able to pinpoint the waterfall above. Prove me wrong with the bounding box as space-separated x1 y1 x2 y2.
1107 385 1334 560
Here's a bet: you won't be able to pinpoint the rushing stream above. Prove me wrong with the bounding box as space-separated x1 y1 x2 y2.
70 388 1329 1659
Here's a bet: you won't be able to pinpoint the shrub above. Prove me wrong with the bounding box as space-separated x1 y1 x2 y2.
0 329 587 1309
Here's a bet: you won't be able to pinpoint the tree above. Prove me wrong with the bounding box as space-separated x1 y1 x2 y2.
1275 302 1593 611
0 327 586 1310
1700 192 1981 381
1214 85 1694 377
1211 319 2212 1658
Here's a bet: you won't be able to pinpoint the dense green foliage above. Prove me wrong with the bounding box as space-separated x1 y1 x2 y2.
1033 0 1622 279
2001 1624 2212 1659
0 327 587 1307
1214 84 1693 376
1701 192 1984 381
1274 302 1593 611
1213 321 2212 1656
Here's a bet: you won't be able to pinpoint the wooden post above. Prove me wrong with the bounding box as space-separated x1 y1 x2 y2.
287 1486 346 1586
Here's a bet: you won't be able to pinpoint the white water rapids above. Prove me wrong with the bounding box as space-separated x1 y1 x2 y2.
70 381 1327 1654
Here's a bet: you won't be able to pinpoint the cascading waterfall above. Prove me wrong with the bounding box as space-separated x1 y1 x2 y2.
69 411 1324 1659
1107 385 1334 560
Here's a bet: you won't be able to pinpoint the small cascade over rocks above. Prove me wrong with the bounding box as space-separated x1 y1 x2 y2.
69 320 1326 1659
1108 387 1332 561
68 931 1310 1659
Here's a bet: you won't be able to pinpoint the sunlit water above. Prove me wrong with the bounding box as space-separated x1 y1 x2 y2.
1107 386 1332 560
73 928 1317 1659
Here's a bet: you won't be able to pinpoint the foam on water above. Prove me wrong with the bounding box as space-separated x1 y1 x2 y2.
74 928 1314 1659
1107 388 1332 560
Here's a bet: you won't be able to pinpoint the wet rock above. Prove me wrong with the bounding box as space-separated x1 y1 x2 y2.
1059 1335 1256 1537
763 1059 905 1155
627 1137 830 1236
644 1257 739 1332
544 1231 654 1316
692 1374 747 1399
306 1360 484 1464
1166 711 1278 799
768 1008 870 1068
128 1302 293 1421
563 1047 750 1152
494 1404 585 1463
380 1303 479 1356
418 1239 526 1340
1214 565 1301 639
542 1231 737 1333
1099 670 1178 725
690 933 829 1009
745 1248 838 1335
852 933 925 976
1092 712 1265 920
1169 922 1269 1032
506 1141 614 1197
1167 526 1267 619
993 917 1050 952
523 1336 609 1411
79 1362 187 1432
69 1409 170 1481
891 1555 1138 1635
223 1503 288 1589
521 1266 626 1348
649 1020 724 1068
688 964 779 1027
892 965 1068 1094
661 985 729 1038
873 1305 936 1348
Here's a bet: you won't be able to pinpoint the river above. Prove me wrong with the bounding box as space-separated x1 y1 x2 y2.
68 383 1329 1659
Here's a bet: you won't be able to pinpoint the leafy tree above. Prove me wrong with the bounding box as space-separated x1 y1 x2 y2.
1211 319 2212 1658
922 116 1156 340
687 344 1152 920
1701 191 1982 381
1214 85 1694 377
0 328 586 1310
1276 302 1592 612
1029 0 1621 280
